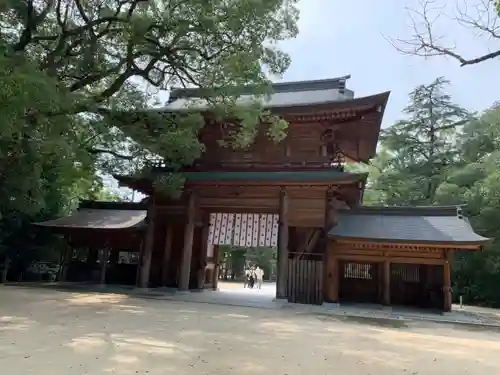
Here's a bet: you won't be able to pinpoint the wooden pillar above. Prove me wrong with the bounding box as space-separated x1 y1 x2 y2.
197 216 210 289
383 259 391 305
277 187 289 299
99 248 110 285
326 248 339 302
59 241 71 282
212 245 221 291
139 202 156 288
135 240 143 287
161 222 173 286
178 191 196 291
324 189 337 302
443 250 452 312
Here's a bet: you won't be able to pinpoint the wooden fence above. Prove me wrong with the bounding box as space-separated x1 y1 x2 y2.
287 254 323 305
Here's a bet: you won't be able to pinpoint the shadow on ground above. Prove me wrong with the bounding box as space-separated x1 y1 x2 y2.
1 286 500 375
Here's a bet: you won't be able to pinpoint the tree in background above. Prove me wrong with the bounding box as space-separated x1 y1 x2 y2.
219 246 276 281
371 77 470 205
392 0 500 67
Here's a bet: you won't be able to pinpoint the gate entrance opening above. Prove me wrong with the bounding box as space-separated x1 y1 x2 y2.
204 212 278 300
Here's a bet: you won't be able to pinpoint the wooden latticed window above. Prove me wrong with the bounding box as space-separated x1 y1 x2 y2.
391 264 420 283
343 262 373 279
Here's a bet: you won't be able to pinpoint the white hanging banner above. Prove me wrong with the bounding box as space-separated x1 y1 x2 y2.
208 212 279 247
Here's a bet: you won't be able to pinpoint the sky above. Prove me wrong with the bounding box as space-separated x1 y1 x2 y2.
278 0 500 127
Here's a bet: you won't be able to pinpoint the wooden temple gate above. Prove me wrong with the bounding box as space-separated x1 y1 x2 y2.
33 77 488 312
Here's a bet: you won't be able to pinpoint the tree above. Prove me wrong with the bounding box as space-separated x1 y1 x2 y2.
218 245 276 280
392 0 500 67
1 0 298 179
373 77 470 205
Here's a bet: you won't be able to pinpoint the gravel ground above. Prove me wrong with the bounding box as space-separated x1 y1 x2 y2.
1 286 500 375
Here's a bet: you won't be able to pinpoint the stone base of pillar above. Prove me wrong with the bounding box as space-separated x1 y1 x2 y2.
133 287 155 293
322 302 340 309
154 287 178 294
273 297 289 305
190 288 205 293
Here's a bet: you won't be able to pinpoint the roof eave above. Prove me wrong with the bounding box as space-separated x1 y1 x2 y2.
328 234 489 248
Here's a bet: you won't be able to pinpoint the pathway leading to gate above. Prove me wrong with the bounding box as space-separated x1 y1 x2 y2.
2 286 500 375
204 281 277 308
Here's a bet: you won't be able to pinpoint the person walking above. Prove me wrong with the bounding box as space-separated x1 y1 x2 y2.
244 267 251 288
254 266 264 290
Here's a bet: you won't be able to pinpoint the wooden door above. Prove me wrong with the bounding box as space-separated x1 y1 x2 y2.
339 261 380 303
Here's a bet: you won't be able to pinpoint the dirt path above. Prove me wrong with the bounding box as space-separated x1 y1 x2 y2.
1 286 500 375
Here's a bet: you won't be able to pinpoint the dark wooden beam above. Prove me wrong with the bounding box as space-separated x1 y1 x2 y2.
383 259 390 305
443 250 452 312
139 202 155 288
161 222 173 286
277 187 289 299
178 191 196 291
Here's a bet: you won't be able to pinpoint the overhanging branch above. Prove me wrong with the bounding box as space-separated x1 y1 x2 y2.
388 0 500 66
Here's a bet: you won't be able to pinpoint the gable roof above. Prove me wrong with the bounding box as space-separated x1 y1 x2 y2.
328 205 489 247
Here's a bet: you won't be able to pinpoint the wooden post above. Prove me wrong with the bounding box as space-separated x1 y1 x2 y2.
135 240 143 287
179 191 196 291
383 259 390 305
139 202 156 288
277 187 289 299
197 216 210 289
443 250 452 312
212 245 221 291
161 222 173 286
323 189 337 302
99 248 110 285
331 256 339 302
325 243 339 302
59 241 71 282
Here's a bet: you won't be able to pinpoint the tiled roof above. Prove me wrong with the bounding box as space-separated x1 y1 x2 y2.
34 209 146 230
328 206 489 245
164 76 355 111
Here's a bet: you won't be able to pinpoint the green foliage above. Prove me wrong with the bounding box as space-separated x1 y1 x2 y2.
1 0 299 180
365 78 500 307
370 77 471 205
219 245 276 280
